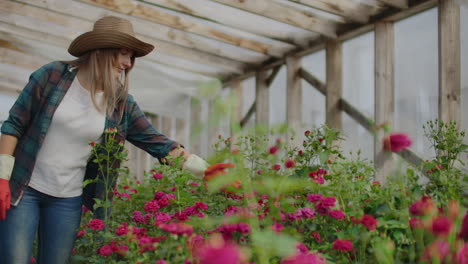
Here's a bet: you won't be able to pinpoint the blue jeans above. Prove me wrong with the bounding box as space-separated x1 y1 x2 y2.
0 187 82 264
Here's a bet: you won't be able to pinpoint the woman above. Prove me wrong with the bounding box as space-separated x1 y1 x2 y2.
0 16 208 264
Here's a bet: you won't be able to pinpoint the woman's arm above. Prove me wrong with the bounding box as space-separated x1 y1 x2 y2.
0 134 18 155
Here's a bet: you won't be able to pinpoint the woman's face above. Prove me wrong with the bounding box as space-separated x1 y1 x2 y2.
114 48 134 79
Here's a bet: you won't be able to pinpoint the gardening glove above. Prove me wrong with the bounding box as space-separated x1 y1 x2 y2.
183 154 209 179
0 154 14 220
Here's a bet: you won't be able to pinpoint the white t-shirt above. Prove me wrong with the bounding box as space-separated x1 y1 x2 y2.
29 78 106 197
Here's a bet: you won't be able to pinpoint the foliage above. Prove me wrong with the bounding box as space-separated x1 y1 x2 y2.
68 121 467 264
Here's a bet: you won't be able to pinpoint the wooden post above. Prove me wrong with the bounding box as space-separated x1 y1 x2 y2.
175 118 187 147
286 55 303 145
326 40 343 131
161 116 172 138
208 99 219 154
231 80 243 149
255 70 269 126
438 0 461 123
190 98 202 154
374 22 395 181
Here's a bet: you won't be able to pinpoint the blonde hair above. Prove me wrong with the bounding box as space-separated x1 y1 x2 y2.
68 48 135 120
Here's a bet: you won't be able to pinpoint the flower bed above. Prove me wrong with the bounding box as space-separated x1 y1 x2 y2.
70 121 467 264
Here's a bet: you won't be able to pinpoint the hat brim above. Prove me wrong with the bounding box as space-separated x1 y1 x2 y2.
68 31 154 57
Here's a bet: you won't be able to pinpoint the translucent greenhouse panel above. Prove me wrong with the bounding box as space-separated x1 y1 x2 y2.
302 50 326 129
461 6 468 167
269 66 287 126
342 112 374 161
343 32 375 118
394 8 439 159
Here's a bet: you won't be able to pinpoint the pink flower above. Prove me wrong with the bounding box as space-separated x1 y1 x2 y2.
98 245 113 256
296 243 308 253
282 252 326 264
77 230 86 237
329 210 346 220
361 215 378 231
88 219 105 231
272 223 284 233
332 239 353 252
320 197 336 207
194 236 244 264
457 243 468 264
160 223 194 236
154 212 172 224
285 159 295 168
30 257 36 263
269 146 279 155
153 173 164 179
422 240 450 262
431 216 453 237
384 133 412 152
409 196 435 216
409 218 424 229
273 164 281 171
459 213 468 241
307 194 323 203
144 200 160 212
132 211 146 224
311 232 322 243
156 260 167 264
195 202 209 210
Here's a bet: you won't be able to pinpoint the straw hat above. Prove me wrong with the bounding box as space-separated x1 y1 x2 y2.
68 16 154 57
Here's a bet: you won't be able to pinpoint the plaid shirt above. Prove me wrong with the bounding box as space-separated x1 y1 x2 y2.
1 61 178 209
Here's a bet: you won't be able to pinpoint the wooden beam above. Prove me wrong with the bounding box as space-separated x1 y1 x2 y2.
144 0 312 47
288 0 373 23
255 70 269 126
222 0 436 85
79 0 292 56
376 0 408 9
211 0 338 38
325 40 342 131
374 22 395 180
299 68 326 96
339 99 374 131
15 0 269 64
0 1 248 74
0 46 47 71
438 0 461 123
286 55 303 141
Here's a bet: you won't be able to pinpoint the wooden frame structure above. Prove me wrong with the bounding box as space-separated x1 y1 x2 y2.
0 0 462 177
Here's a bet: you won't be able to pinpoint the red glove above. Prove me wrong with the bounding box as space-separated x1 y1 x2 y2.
0 179 10 220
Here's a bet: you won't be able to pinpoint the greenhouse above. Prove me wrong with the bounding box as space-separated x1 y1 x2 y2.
0 0 467 263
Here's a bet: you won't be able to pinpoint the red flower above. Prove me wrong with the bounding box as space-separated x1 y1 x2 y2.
409 196 435 216
272 164 281 171
271 223 284 233
153 173 164 179
285 159 295 168
304 130 311 136
77 230 86 237
89 219 105 231
431 216 453 237
361 215 378 231
98 245 113 256
383 133 412 152
458 213 468 241
332 239 353 252
204 163 240 193
115 224 129 236
269 146 279 155
144 200 160 212
329 210 346 220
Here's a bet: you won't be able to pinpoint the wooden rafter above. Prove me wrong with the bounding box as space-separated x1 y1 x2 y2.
376 0 408 9
0 1 248 74
144 0 315 47
15 0 270 64
288 0 373 23
223 0 437 85
79 0 293 56
210 0 338 38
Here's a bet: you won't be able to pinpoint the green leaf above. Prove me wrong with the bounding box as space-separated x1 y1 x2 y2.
251 230 297 257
